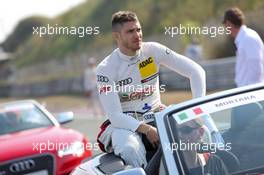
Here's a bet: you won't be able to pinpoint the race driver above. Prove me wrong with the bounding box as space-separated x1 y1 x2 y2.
96 11 206 168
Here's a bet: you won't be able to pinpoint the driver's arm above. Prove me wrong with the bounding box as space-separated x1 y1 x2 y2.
151 42 206 98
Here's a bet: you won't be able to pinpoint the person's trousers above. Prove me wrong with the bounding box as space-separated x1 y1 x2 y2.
111 128 148 168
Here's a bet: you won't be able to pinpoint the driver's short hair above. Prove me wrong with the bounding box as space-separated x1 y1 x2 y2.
112 11 139 32
223 7 245 27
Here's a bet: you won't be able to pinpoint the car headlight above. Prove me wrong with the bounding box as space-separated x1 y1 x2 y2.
58 141 85 158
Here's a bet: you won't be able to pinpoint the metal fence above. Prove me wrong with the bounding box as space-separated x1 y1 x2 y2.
1 57 236 97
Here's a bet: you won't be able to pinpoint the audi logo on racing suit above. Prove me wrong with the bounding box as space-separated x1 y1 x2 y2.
116 78 132 86
9 159 36 173
97 75 109 82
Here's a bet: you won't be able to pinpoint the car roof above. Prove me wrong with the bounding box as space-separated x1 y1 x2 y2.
0 99 39 107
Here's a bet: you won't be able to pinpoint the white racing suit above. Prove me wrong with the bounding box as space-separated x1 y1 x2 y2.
96 42 206 167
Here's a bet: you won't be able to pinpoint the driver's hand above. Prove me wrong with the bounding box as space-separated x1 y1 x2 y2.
146 126 159 148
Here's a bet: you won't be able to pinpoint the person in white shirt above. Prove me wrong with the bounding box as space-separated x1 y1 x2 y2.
223 7 264 87
185 38 203 61
96 11 206 168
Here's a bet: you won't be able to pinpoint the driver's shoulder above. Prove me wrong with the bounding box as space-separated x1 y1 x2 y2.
96 51 120 78
142 42 165 50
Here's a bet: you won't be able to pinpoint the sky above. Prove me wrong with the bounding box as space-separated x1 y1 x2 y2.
0 0 86 43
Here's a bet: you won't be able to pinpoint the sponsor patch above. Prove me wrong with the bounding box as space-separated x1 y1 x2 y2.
138 57 157 79
143 112 155 123
119 86 155 102
99 85 111 94
142 103 151 111
97 75 109 82
124 111 155 123
116 77 132 86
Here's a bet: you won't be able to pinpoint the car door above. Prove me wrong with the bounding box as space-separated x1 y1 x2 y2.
156 84 264 175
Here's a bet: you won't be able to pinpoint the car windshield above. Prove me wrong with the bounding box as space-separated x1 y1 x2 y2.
169 89 264 175
0 102 53 135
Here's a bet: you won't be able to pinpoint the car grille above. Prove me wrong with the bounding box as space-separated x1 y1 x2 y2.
0 154 55 175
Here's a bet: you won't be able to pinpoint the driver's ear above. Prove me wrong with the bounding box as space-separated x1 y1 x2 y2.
112 32 120 41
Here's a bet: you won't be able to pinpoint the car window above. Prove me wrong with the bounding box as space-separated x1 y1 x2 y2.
0 103 53 135
168 90 264 175
210 108 231 131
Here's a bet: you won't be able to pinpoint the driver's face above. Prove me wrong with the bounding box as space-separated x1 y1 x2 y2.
179 122 203 144
116 21 142 53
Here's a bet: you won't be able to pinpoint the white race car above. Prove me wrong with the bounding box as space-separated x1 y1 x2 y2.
71 83 264 175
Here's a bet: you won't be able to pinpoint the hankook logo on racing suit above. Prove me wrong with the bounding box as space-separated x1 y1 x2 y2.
97 75 109 82
116 78 133 86
119 86 155 102
9 159 36 173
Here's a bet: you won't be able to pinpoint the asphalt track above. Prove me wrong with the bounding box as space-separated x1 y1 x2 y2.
62 106 105 154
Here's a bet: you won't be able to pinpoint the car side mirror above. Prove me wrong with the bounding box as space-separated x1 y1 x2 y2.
112 168 146 175
56 111 74 124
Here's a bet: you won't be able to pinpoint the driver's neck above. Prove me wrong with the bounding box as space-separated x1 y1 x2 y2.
119 47 139 57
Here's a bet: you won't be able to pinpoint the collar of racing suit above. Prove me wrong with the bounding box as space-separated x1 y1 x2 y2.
116 48 141 62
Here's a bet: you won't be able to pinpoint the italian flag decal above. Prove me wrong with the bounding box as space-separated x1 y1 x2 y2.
193 107 203 115
173 107 204 124
178 113 188 121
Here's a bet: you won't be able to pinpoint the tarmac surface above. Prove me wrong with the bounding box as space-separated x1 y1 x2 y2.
63 106 105 154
